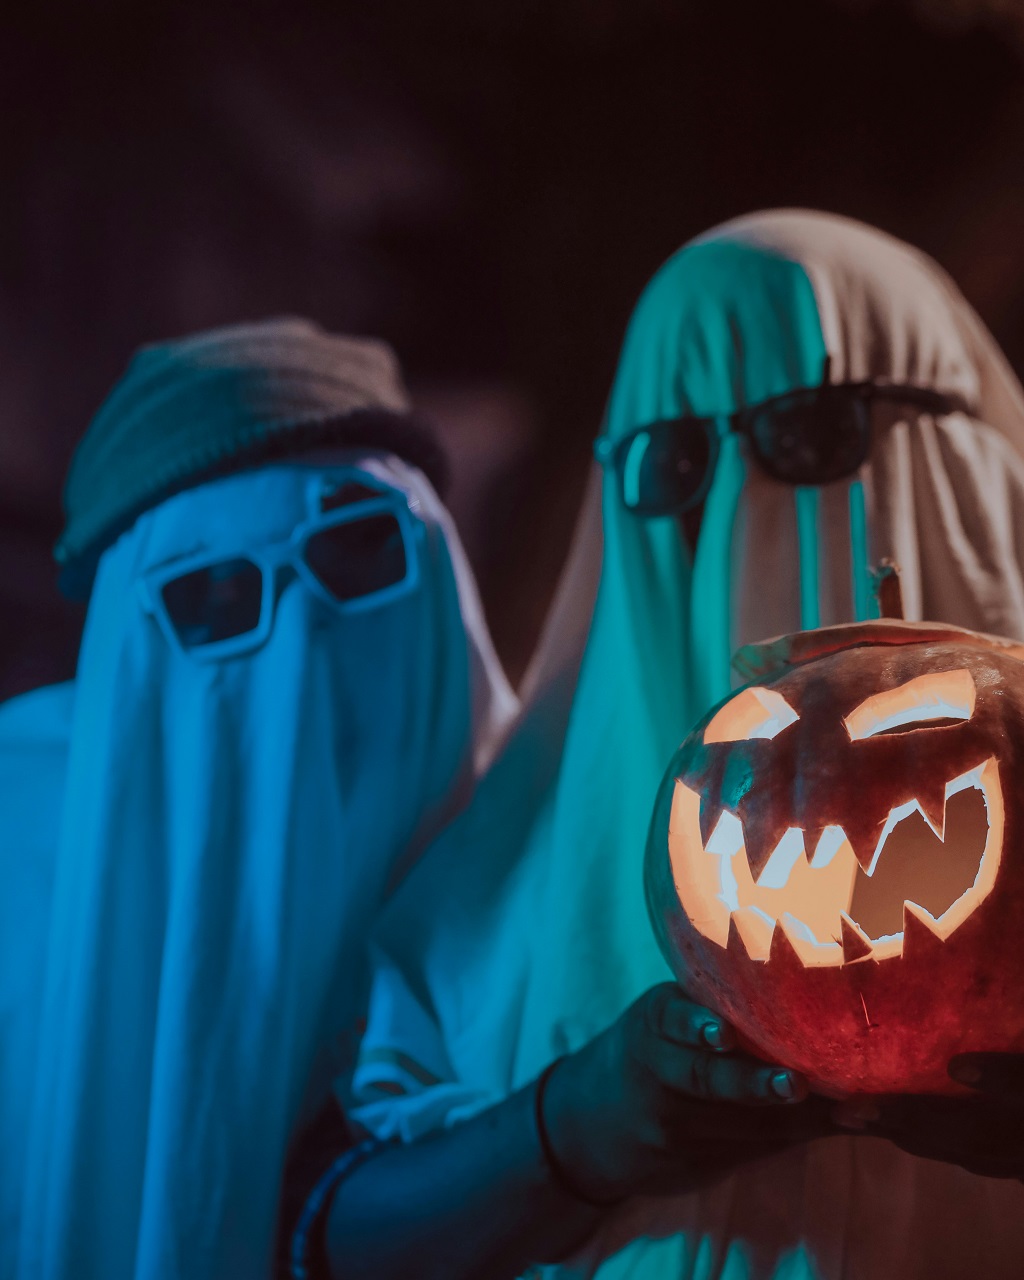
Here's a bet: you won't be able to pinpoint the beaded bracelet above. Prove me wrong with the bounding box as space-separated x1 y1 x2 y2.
289 1137 393 1280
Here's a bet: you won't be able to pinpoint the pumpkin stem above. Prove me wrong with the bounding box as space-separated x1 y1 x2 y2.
872 559 905 619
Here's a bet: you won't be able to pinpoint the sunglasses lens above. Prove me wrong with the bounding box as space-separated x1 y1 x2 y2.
304 512 408 603
160 558 264 649
619 420 712 514
747 393 869 485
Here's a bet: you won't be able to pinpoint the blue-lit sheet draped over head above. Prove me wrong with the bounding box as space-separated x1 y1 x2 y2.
0 685 73 1267
4 448 514 1280
351 211 1024 1279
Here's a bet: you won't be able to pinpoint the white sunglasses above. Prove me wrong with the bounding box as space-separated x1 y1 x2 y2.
137 474 423 661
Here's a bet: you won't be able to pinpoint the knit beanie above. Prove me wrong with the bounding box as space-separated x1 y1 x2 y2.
56 317 448 598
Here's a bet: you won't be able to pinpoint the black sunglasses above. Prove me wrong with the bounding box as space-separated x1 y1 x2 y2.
594 381 959 516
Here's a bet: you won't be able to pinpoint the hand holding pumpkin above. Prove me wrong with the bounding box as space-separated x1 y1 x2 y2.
538 982 836 1204
846 1053 1024 1180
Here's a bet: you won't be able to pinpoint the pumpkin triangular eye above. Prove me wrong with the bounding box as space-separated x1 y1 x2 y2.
844 669 975 742
704 687 799 745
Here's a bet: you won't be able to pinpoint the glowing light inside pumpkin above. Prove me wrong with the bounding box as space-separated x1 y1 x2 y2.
704 687 800 745
844 669 976 741
668 758 1003 968
810 825 848 869
757 827 806 889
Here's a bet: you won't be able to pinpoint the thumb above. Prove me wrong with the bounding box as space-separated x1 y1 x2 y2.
948 1053 1024 1102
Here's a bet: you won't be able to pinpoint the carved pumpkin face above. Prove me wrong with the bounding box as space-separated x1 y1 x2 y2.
645 620 1024 1094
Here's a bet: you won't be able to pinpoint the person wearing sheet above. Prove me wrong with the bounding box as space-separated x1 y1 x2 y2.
10 318 515 1280
0 684 72 1273
313 213 1024 1279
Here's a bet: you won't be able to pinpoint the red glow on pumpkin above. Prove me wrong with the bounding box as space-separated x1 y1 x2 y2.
646 621 1024 1095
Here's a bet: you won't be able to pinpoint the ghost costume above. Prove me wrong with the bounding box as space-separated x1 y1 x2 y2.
351 211 1024 1279
12 323 515 1280
0 682 73 1265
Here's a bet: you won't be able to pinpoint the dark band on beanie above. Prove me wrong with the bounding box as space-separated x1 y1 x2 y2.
55 318 449 599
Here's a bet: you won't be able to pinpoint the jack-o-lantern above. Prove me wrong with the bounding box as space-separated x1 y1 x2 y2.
645 618 1024 1095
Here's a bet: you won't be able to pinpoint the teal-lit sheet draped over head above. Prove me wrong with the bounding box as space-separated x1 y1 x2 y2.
357 209 1024 1279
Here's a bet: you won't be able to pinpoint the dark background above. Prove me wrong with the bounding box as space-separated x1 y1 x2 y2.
4 0 1024 696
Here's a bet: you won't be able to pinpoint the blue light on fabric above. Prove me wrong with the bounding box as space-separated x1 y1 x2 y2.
794 486 821 630
17 459 501 1280
622 434 648 510
688 431 747 707
848 479 875 620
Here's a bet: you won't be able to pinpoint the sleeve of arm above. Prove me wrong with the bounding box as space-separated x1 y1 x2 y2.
347 943 499 1142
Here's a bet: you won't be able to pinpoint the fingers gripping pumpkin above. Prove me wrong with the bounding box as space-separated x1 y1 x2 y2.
645 619 1024 1095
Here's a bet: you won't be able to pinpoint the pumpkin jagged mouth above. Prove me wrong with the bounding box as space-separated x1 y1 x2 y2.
668 757 1003 968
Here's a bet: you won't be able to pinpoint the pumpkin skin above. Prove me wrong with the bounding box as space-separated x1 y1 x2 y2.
645 620 1024 1095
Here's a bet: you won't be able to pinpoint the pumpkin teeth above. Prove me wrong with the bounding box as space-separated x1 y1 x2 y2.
743 819 790 883
669 757 1000 972
730 904 775 961
901 899 945 956
698 793 724 850
863 800 931 877
772 911 845 965
862 785 962 879
767 915 805 969
801 826 827 866
845 824 882 875
754 828 806 888
839 912 874 963
915 776 949 840
809 825 851 869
